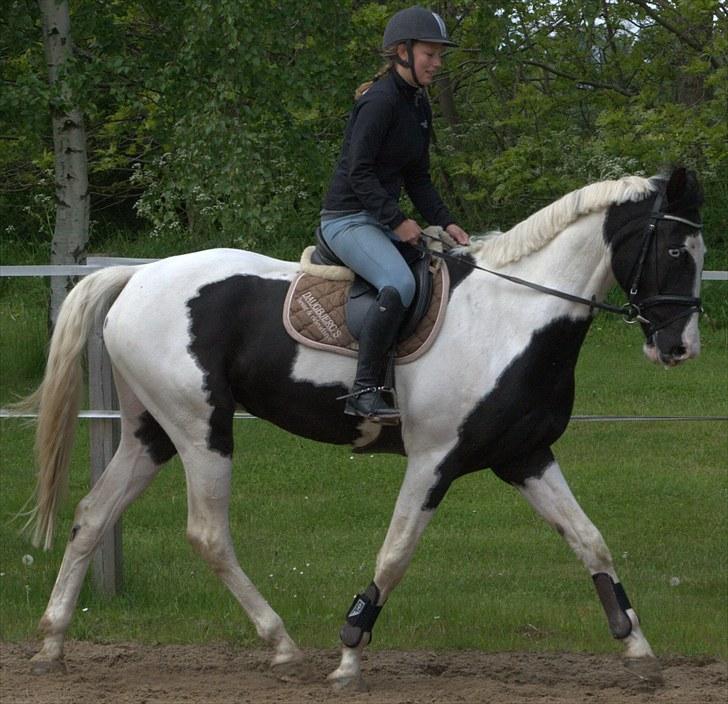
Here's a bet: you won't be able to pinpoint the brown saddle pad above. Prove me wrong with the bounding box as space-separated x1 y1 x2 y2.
283 264 450 364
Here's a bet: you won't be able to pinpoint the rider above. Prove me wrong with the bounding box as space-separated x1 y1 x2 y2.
321 5 470 424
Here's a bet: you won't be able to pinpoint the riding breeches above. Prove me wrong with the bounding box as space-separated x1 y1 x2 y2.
320 211 416 308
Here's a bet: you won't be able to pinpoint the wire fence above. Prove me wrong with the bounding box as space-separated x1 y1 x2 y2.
1 410 726 422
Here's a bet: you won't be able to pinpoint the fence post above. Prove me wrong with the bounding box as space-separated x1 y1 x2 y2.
87 302 123 596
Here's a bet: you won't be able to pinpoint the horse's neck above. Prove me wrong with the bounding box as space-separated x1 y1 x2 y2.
476 211 615 305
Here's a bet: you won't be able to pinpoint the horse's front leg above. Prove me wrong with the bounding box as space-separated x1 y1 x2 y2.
327 451 441 689
498 458 660 680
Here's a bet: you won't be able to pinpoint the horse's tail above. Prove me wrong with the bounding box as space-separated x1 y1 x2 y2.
18 266 137 550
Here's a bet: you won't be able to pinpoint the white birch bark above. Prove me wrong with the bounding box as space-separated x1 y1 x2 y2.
38 0 89 325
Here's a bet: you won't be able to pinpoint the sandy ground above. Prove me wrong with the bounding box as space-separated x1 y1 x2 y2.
1 641 726 704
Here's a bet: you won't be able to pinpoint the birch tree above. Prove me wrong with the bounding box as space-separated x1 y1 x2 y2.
38 0 89 325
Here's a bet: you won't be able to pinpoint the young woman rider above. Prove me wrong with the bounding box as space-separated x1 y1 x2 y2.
320 5 469 424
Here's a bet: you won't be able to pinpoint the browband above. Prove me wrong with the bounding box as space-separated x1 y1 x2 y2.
658 214 702 229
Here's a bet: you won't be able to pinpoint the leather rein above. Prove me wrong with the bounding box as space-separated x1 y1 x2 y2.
419 188 703 337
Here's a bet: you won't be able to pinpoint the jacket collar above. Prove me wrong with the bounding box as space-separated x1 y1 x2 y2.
389 68 423 102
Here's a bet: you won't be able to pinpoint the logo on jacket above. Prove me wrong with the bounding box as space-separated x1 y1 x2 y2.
420 120 428 129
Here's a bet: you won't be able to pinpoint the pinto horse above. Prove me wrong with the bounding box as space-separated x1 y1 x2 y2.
23 167 704 685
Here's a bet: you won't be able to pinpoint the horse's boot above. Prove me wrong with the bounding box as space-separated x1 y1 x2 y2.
345 286 407 425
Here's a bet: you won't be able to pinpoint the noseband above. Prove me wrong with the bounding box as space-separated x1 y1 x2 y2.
419 186 703 336
623 186 703 338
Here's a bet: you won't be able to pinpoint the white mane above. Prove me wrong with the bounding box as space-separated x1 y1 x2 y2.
468 176 657 266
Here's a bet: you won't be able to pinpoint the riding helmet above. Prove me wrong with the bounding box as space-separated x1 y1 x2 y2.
382 6 457 49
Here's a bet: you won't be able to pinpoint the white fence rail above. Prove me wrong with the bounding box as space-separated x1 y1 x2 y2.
2 262 727 280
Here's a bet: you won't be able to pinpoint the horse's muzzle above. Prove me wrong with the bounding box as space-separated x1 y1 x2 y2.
643 337 699 367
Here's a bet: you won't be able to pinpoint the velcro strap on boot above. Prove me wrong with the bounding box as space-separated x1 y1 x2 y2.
340 582 383 648
592 572 633 639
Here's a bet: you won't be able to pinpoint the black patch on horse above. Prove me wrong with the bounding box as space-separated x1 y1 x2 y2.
134 411 177 464
186 274 375 452
445 253 476 294
424 316 591 509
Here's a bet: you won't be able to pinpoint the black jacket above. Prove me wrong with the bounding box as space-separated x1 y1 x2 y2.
322 70 453 230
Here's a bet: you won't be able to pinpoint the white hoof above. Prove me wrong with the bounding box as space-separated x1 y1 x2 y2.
29 656 66 675
623 656 664 685
271 658 314 683
327 670 368 692
271 645 304 667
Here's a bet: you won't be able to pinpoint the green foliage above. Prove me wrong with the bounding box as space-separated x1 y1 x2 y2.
434 0 727 261
1 1 726 265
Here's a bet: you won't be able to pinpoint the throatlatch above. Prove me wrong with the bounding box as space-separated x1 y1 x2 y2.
340 582 383 648
592 572 633 639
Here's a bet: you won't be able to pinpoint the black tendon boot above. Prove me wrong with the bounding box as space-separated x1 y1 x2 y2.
345 286 407 424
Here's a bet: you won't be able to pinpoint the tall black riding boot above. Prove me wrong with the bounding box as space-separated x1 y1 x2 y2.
345 286 407 424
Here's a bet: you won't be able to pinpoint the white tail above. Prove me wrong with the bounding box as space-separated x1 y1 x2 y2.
19 266 137 550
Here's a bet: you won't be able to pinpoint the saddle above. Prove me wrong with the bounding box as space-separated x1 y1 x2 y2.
283 226 451 363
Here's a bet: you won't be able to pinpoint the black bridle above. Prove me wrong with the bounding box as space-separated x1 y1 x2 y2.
419 188 702 337
620 187 703 336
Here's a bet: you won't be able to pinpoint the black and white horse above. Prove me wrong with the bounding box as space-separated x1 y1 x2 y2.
23 168 704 685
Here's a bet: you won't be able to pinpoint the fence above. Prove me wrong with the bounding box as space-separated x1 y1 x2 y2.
1 259 726 595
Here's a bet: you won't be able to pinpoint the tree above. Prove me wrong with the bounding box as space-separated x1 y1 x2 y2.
2 0 725 272
38 0 89 324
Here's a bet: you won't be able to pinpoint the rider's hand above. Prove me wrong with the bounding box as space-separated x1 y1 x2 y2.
445 223 470 245
394 219 422 243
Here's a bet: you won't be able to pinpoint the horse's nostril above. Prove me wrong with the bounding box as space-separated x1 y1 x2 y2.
670 345 687 358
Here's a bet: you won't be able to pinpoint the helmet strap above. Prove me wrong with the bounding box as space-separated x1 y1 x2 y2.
394 40 422 88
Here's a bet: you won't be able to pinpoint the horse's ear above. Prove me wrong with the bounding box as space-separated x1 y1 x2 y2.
666 166 688 203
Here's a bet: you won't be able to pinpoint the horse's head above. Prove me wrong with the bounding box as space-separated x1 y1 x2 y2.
605 167 705 367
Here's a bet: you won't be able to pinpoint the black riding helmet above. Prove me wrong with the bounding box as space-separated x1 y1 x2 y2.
382 6 457 87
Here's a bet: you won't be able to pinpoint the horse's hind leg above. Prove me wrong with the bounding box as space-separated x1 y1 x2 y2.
176 441 303 671
501 458 660 677
31 376 168 673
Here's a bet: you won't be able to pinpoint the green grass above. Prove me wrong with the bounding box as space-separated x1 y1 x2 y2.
0 306 726 656
1 232 726 655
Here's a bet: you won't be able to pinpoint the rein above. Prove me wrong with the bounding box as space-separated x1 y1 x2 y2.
418 194 703 333
419 235 629 317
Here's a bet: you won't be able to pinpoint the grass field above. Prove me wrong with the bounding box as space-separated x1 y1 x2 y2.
0 279 726 659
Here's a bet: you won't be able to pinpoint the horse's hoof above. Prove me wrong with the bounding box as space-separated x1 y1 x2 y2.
623 656 664 685
29 657 66 675
327 672 368 692
271 658 315 683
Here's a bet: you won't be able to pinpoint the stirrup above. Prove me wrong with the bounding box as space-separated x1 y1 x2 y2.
341 386 400 425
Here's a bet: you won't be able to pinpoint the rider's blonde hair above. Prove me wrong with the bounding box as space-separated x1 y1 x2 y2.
354 46 400 100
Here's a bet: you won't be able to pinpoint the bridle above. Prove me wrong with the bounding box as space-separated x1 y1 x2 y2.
418 187 703 337
620 187 702 337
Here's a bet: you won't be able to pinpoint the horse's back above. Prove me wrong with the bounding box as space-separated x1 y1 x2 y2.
103 248 298 390
131 248 297 286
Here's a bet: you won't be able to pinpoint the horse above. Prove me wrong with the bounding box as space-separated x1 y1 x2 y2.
21 166 704 687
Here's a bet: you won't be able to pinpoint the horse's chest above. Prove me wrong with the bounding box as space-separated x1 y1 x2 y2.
456 320 588 462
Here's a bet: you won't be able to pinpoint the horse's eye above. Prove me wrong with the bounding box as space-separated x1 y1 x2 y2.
668 248 683 258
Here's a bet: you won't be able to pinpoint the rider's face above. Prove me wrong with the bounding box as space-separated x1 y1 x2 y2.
396 41 445 87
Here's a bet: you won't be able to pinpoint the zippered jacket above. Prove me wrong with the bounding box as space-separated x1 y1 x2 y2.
322 69 453 231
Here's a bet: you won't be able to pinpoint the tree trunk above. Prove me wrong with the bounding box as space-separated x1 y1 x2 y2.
436 73 460 126
38 0 89 326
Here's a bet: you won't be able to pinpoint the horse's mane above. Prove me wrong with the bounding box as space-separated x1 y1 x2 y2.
468 175 657 266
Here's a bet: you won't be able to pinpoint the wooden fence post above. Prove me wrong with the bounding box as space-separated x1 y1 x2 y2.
87 302 123 596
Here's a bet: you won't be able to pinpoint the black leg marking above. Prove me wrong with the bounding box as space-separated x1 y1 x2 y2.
593 572 633 639
134 411 177 465
340 582 383 648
